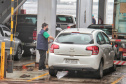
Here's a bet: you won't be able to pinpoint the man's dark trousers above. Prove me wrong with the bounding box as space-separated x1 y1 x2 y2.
39 50 46 70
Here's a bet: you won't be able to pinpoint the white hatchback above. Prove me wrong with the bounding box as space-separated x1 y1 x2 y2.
48 28 116 78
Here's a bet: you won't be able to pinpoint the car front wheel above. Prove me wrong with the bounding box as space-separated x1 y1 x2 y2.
49 69 57 77
14 46 22 61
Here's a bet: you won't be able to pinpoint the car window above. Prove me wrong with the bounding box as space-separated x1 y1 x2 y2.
97 32 105 44
17 15 37 25
56 15 73 23
2 27 10 32
56 33 94 44
102 32 110 44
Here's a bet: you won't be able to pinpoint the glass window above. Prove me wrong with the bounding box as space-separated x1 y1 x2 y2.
56 15 73 23
56 33 94 44
102 32 110 44
97 32 105 44
2 27 10 32
17 15 37 25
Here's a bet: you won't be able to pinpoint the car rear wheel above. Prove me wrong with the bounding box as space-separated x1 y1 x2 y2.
14 46 22 61
49 69 57 77
96 62 103 79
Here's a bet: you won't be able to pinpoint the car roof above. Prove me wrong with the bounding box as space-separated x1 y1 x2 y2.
61 28 101 34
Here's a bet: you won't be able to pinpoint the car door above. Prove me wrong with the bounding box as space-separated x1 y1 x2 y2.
97 32 109 68
102 32 114 66
0 27 5 53
2 26 11 50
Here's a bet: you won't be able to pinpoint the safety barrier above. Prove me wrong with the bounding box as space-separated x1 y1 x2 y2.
114 60 126 65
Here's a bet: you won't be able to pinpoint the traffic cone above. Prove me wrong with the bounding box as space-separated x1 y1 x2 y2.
22 65 27 69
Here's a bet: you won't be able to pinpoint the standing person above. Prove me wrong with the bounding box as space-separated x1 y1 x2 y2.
92 14 96 24
37 23 54 71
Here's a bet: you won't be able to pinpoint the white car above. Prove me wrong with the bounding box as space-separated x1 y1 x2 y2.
48 28 116 78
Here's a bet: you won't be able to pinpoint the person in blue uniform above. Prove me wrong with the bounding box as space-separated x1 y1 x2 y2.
37 23 54 70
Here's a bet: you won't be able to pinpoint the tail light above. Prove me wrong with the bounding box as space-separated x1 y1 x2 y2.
67 26 71 29
86 46 99 55
33 31 37 40
50 44 59 53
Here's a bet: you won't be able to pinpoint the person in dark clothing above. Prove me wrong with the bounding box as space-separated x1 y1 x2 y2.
92 14 96 24
37 23 54 70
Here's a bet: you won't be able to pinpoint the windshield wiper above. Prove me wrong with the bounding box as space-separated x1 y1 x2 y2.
61 42 74 44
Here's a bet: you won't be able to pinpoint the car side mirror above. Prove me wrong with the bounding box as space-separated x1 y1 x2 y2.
56 27 62 32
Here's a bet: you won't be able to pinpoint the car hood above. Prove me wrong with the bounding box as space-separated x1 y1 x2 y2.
14 37 21 43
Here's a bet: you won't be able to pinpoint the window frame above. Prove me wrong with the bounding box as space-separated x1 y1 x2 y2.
101 32 111 44
96 32 106 45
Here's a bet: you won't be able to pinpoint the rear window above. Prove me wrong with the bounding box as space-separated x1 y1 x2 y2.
56 33 94 44
56 15 73 23
16 15 37 25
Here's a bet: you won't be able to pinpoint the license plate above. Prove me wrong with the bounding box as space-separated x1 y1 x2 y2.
65 59 78 64
123 53 126 57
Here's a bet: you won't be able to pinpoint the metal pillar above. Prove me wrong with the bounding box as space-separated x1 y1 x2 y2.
8 0 14 73
76 0 93 28
98 0 108 24
36 0 57 63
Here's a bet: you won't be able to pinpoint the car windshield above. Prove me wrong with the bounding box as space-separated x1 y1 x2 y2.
56 33 94 44
56 15 73 23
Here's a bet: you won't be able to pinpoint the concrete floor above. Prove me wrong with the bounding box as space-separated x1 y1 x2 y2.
0 56 126 84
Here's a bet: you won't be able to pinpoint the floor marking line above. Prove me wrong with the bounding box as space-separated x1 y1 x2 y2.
111 75 125 84
27 72 49 82
24 62 35 66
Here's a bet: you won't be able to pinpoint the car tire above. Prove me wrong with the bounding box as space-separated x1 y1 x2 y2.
96 61 103 79
14 46 22 61
49 69 57 77
23 47 31 56
109 63 116 72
